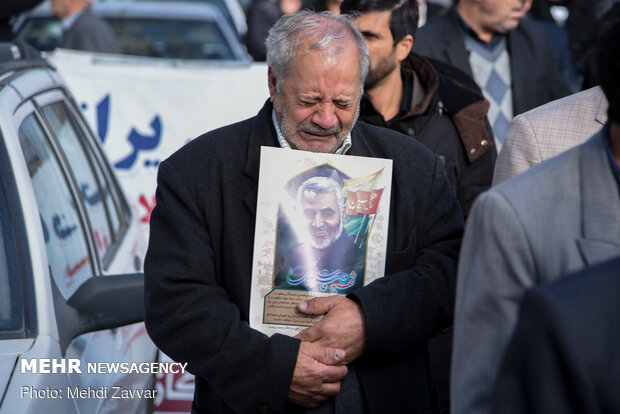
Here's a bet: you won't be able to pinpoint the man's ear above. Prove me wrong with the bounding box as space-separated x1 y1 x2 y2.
396 34 414 62
268 67 278 102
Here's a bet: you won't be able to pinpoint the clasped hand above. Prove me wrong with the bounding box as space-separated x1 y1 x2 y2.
287 296 366 407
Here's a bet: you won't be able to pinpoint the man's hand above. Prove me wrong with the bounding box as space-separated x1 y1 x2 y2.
288 342 348 408
296 296 366 364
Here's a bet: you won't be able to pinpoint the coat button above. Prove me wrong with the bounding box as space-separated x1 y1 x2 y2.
470 148 477 156
481 139 488 147
257 404 272 414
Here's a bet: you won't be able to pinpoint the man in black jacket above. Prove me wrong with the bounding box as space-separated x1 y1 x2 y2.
492 256 620 414
341 0 495 217
340 2 489 408
145 10 463 414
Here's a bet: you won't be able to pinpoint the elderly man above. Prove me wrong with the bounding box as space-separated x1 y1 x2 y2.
51 0 119 53
145 11 462 414
415 0 568 148
275 176 365 293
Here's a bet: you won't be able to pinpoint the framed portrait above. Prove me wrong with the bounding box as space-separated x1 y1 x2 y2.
249 147 392 336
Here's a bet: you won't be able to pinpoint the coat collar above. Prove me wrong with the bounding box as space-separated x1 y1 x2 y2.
243 100 279 215
576 126 620 265
593 87 609 126
241 100 381 215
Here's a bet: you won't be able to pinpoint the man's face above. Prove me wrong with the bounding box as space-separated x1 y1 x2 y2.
478 0 529 34
353 11 401 89
300 190 343 250
269 40 362 153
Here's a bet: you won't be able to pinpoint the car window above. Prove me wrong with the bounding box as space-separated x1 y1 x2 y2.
41 102 120 261
18 114 94 299
118 0 241 37
106 18 235 60
16 15 238 60
15 17 61 52
0 177 24 332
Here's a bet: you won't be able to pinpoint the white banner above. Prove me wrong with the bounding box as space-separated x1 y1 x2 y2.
49 49 269 239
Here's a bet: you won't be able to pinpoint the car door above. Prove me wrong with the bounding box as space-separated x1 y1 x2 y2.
12 87 155 414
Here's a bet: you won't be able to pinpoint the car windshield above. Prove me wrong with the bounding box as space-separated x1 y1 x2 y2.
106 18 234 59
0 174 24 333
127 0 241 37
16 16 235 60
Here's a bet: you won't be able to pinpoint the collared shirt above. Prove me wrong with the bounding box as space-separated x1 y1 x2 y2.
272 110 352 155
603 123 620 193
61 8 86 31
359 69 414 131
452 6 505 50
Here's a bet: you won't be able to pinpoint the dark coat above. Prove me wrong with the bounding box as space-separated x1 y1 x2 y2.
246 0 281 61
360 52 495 217
144 100 463 414
492 255 620 414
60 7 120 54
415 11 569 116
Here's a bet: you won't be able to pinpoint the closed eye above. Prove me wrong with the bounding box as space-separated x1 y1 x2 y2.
334 100 353 109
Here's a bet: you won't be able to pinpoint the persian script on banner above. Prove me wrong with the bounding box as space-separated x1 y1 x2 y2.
249 147 393 336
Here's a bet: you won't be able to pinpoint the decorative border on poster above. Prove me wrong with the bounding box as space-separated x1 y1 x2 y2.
249 147 392 336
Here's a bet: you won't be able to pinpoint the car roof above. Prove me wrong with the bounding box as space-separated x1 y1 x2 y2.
96 1 227 20
27 1 226 21
0 41 53 80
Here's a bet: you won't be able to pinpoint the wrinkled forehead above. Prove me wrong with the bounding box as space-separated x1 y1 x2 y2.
282 41 362 94
286 32 360 72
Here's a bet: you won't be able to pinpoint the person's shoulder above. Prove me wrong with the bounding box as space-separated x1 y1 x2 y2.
418 11 452 35
428 57 481 93
510 16 553 47
415 13 455 56
355 120 438 161
74 7 105 26
515 15 549 34
518 86 606 124
525 255 620 328
71 8 114 37
490 138 584 202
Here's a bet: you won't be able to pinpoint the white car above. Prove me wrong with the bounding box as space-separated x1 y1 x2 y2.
0 41 157 413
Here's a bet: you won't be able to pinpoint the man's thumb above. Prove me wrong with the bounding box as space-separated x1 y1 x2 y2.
298 296 337 315
313 344 346 365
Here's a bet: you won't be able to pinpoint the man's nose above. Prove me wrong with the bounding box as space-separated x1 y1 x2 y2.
311 103 338 129
311 213 324 228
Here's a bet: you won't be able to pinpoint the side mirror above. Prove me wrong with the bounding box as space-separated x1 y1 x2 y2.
52 273 144 354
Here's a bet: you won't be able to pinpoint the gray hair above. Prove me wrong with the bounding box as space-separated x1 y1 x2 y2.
266 11 369 92
296 176 345 210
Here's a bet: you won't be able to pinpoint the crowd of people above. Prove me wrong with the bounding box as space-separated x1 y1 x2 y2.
144 1 620 414
2 0 618 413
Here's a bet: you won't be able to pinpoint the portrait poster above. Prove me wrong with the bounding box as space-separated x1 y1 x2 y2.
249 147 393 337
